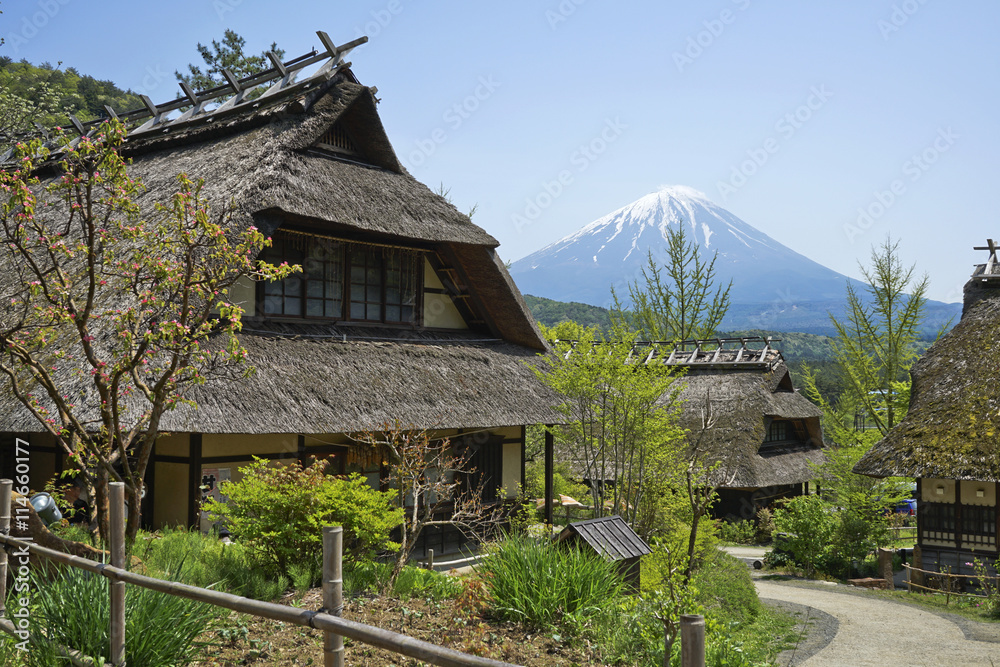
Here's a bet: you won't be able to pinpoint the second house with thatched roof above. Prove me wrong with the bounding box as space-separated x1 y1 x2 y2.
0 33 561 559
855 241 1000 576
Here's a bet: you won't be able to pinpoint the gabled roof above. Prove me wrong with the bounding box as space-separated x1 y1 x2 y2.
556 515 651 561
0 32 557 434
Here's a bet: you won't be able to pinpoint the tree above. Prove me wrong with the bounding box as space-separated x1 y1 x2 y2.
176 29 284 93
814 237 930 437
610 224 732 343
0 123 296 548
536 324 686 537
355 422 505 589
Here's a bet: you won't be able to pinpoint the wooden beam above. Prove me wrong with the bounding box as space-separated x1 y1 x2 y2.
179 81 200 106
187 433 203 530
267 51 288 77
222 68 243 94
544 428 554 526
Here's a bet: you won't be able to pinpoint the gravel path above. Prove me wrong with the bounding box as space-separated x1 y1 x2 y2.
756 579 1000 666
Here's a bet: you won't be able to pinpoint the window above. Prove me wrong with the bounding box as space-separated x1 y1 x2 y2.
920 502 956 543
765 421 788 443
961 504 997 549
260 232 420 324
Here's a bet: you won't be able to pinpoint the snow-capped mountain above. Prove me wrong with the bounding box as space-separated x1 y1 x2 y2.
508 186 960 334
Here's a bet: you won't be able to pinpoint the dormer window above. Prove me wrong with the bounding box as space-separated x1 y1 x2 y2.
259 231 421 324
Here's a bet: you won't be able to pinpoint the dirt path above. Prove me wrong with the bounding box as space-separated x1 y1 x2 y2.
756 579 1000 666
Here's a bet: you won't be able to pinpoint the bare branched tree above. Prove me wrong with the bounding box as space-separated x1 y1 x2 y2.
355 422 505 588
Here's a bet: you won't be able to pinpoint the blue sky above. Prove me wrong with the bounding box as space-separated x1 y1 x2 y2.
4 0 997 303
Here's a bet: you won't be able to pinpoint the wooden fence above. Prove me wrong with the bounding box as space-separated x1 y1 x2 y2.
0 480 519 667
903 563 1000 605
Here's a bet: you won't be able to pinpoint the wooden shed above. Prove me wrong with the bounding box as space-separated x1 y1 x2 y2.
556 515 651 590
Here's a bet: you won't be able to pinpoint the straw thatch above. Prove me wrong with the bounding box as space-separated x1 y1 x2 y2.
0 67 557 434
677 362 825 488
854 280 1000 481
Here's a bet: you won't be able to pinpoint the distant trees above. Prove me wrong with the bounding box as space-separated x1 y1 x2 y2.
611 224 732 342
175 29 284 93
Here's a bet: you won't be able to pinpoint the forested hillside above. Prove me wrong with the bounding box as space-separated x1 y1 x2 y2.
0 57 142 127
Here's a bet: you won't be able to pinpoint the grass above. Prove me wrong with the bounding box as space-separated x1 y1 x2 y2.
1 568 218 667
477 532 626 629
873 587 1000 623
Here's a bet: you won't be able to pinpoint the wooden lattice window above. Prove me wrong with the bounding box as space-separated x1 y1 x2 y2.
920 502 956 544
961 504 997 549
765 421 788 443
318 124 358 156
259 233 420 324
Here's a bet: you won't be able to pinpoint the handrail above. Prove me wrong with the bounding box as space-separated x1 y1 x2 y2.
0 480 518 667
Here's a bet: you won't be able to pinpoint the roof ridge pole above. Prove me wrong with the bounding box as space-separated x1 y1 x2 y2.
257 51 300 100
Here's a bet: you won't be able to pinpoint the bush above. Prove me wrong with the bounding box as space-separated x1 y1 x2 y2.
24 568 216 666
204 457 403 579
694 550 760 626
771 495 835 576
477 533 625 629
717 519 756 545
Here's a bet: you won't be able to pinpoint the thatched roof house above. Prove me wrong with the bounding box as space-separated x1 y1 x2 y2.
855 241 1000 575
555 337 825 520
0 33 560 552
668 338 825 519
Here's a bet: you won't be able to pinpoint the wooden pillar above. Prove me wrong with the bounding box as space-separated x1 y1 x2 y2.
520 425 526 498
297 434 306 466
109 482 126 666
0 479 11 615
187 433 203 530
680 614 705 667
544 426 554 526
143 441 156 531
323 526 345 667
955 480 963 550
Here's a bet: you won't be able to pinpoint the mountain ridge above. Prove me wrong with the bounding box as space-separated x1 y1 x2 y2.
509 186 960 335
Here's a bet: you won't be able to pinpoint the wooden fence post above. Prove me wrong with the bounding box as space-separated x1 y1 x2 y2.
878 548 895 590
680 614 705 667
109 482 126 666
323 526 344 667
427 549 435 571
0 480 11 615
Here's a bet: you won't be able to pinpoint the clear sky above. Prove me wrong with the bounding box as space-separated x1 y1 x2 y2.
4 0 997 303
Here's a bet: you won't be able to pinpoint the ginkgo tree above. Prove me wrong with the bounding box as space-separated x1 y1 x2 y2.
0 122 296 548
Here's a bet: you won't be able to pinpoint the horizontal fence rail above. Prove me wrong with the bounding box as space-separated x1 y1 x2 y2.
0 480 518 667
903 563 1000 604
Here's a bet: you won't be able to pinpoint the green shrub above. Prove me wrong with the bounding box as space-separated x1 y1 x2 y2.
25 568 216 666
772 495 835 576
477 533 625 629
344 561 461 600
204 457 403 579
717 519 756 545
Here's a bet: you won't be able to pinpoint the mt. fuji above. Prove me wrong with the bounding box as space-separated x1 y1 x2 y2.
507 186 959 334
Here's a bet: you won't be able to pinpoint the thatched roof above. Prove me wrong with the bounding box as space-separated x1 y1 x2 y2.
1 58 555 434
677 362 825 488
854 279 1000 480
2 323 562 434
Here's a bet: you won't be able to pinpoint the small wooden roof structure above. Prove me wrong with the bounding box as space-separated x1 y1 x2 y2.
556 515 651 561
855 240 1000 481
